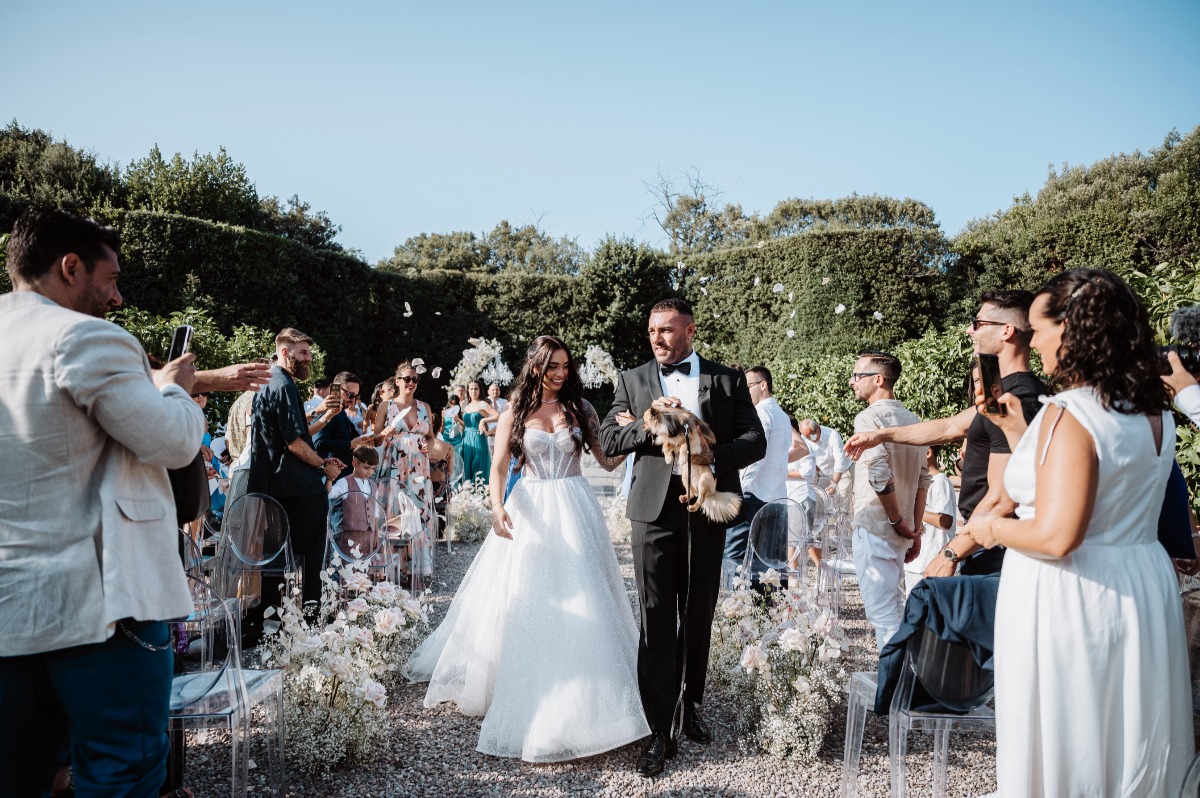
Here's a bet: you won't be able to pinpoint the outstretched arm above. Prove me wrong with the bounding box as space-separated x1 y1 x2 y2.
844 408 974 460
583 401 627 472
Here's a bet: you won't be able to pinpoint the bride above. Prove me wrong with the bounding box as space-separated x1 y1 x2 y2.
405 335 650 762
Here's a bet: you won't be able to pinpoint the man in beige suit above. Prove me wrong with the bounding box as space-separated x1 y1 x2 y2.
0 208 206 796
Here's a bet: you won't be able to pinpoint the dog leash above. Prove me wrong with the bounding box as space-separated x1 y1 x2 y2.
670 423 694 742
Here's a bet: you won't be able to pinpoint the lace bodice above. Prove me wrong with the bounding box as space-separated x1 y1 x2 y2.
522 428 585 480
520 402 625 480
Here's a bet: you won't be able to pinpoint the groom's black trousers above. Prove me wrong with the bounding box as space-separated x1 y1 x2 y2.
631 475 724 734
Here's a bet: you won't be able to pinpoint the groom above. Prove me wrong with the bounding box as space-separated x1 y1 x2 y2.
601 298 765 777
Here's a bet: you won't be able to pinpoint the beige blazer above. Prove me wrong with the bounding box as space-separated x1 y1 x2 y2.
0 291 206 656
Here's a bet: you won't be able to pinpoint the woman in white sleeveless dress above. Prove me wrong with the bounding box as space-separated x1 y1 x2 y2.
963 269 1193 796
405 335 649 762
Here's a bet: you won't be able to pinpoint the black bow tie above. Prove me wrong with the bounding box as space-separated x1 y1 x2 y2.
661 361 692 377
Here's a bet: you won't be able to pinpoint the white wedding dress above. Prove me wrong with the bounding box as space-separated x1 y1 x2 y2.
405 423 650 762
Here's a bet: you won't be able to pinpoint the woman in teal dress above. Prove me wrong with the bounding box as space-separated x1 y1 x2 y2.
441 395 465 485
461 381 498 484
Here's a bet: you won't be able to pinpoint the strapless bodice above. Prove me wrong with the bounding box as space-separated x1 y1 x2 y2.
522 428 583 480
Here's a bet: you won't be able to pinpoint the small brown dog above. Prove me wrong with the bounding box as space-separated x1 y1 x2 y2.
642 404 742 523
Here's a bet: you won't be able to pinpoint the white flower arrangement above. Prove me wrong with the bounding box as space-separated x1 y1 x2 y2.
258 559 429 773
447 480 493 543
448 337 513 390
601 493 632 544
579 345 620 389
707 567 847 763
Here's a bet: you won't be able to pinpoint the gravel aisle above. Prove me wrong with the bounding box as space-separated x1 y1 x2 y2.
249 537 997 798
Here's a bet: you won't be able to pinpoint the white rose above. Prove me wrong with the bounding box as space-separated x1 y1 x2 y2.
346 626 375 648
777 627 807 653
326 653 353 678
739 643 770 676
355 677 387 709
347 597 369 614
721 596 746 619
374 608 403 636
760 568 781 588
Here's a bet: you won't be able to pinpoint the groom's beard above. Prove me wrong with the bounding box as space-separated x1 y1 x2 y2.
285 355 311 382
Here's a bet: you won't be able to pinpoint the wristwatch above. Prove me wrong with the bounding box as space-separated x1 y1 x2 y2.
942 547 961 564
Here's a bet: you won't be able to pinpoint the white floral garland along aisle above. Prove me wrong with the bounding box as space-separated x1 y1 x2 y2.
707 566 849 762
258 558 429 774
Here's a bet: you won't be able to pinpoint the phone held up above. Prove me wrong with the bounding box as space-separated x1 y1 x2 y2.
973 353 1006 416
167 324 193 362
328 382 342 402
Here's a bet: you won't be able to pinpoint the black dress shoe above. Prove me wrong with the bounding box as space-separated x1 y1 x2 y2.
682 701 713 744
635 731 676 777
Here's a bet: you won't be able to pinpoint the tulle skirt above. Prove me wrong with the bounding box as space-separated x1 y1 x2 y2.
405 475 649 762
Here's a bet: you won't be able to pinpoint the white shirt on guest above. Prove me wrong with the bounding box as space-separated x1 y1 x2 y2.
739 396 791 502
329 476 374 500
795 424 852 499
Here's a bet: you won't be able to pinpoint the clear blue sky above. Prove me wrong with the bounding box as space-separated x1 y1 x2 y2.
4 0 1198 263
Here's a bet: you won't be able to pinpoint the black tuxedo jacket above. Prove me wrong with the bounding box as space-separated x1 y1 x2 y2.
600 356 766 524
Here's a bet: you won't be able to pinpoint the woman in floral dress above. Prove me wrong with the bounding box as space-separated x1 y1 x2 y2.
375 361 437 586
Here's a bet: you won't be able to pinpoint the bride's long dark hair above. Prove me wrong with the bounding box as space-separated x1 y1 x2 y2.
508 335 588 471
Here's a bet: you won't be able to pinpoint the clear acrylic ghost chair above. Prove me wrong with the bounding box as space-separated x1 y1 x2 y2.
326 489 392 583
743 498 807 591
1181 589 1200 719
213 493 298 630
385 491 429 594
170 576 286 797
1181 752 1200 797
817 499 857 617
841 627 995 797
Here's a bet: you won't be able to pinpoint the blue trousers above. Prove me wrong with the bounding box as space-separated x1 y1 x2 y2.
723 492 766 565
0 620 173 798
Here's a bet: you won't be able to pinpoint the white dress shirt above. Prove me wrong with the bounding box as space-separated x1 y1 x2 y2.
739 396 791 501
658 350 701 416
1175 384 1200 428
658 350 702 475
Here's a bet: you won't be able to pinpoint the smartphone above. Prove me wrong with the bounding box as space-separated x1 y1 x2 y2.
973 353 1006 416
328 383 342 401
167 324 193 361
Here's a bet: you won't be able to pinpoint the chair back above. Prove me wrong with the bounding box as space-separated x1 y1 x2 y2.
179 530 206 580
905 626 994 712
170 576 245 713
745 498 807 584
1180 751 1200 797
327 487 389 564
220 493 292 566
1181 589 1200 717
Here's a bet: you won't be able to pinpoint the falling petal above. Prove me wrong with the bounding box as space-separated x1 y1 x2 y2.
700 286 708 295
756 241 766 249
403 302 413 317
467 337 483 347
772 283 785 293
435 311 442 315
703 342 710 348
432 367 442 378
786 329 795 338
753 276 761 287
411 358 424 366
821 277 831 285
835 304 846 315
789 310 796 318
788 374 798 379
712 312 720 318
788 291 794 302
873 311 884 320
414 366 427 374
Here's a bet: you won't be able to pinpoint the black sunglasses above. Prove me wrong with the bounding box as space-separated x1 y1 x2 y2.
398 376 419 385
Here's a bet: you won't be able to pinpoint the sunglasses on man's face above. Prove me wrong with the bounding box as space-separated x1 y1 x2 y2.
344 391 359 399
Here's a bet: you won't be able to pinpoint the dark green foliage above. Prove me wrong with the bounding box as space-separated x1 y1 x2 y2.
682 227 948 367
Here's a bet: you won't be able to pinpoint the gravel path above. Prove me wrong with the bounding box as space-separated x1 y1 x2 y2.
190 539 998 797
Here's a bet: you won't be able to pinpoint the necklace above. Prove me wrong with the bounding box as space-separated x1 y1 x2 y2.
542 397 561 404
